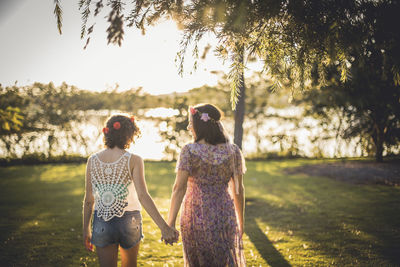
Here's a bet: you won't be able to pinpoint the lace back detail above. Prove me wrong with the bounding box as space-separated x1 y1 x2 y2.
90 152 132 221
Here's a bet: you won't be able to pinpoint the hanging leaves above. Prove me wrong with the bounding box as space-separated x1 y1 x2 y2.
53 0 63 35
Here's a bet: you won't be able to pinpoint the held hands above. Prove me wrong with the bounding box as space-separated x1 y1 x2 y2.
161 225 179 245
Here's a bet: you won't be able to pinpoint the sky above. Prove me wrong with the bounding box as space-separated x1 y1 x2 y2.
0 0 252 95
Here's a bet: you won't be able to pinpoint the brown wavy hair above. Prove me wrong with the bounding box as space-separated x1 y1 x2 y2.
191 103 229 145
103 115 140 149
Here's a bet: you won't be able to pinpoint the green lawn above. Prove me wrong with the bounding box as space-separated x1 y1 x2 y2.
0 160 399 266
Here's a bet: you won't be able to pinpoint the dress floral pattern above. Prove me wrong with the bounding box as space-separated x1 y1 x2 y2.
176 143 246 267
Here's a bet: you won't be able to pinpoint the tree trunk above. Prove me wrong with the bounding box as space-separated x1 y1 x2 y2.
234 52 245 149
48 133 54 158
375 129 384 162
372 120 385 162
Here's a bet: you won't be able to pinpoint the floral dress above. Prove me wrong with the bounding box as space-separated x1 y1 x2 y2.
176 142 246 267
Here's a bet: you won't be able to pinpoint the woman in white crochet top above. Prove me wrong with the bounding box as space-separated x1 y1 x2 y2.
82 114 178 267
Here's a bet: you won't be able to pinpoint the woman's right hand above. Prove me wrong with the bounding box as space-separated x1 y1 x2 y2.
161 225 179 245
83 231 94 252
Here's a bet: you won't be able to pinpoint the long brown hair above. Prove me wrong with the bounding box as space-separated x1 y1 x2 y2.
191 104 228 145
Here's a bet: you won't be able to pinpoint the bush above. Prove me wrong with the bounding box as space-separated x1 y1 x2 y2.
0 153 87 166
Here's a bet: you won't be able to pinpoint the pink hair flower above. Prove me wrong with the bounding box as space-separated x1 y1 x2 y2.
113 121 121 130
130 116 135 123
102 127 109 134
200 113 210 122
190 107 197 115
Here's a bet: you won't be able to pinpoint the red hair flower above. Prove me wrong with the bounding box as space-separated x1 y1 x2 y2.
113 121 121 130
102 127 109 134
130 116 135 123
190 107 197 115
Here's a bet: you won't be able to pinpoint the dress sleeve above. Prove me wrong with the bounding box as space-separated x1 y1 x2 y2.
175 144 191 174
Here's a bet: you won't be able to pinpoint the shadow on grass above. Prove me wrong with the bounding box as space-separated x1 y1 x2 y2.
2 161 400 266
0 164 96 266
245 197 291 267
245 160 400 266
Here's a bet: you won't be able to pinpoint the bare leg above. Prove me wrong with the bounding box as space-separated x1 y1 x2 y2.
96 244 118 267
120 242 140 267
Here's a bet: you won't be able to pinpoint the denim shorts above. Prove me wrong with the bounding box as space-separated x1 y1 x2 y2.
91 210 144 249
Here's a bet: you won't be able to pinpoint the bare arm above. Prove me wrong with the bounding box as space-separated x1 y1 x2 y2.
82 158 94 252
130 155 177 243
167 169 189 228
230 174 245 236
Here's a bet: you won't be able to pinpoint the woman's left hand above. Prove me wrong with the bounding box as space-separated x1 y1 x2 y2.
83 231 94 252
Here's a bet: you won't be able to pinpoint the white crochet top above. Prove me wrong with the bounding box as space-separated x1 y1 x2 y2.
89 151 141 221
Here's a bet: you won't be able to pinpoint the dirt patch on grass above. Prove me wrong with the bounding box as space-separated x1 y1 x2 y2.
285 160 400 186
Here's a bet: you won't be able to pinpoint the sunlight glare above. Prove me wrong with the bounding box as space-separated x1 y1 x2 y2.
129 119 164 160
144 107 179 118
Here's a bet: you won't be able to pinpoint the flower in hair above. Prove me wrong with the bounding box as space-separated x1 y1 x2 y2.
190 107 197 115
200 113 210 122
130 116 135 123
113 121 121 130
102 127 109 134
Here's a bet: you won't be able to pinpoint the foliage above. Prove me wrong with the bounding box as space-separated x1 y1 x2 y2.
245 73 272 153
1 160 399 265
0 107 23 134
53 0 400 108
68 86 149 112
0 83 84 157
1 76 397 161
0 79 310 161
0 153 87 166
302 50 400 162
0 83 158 159
0 86 25 135
50 0 400 153
157 73 312 158
158 94 191 160
53 0 63 34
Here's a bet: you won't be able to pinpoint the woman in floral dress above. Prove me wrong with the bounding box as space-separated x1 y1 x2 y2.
167 103 246 267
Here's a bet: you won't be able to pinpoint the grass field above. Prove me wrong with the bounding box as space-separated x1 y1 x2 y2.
0 160 399 266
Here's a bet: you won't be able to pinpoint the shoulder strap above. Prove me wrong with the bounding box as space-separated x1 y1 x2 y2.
127 153 133 180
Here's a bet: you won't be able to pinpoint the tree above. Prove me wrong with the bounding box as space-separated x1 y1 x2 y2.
0 83 85 157
303 64 400 162
300 1 400 162
53 0 400 150
0 85 24 136
158 95 190 160
53 0 254 148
